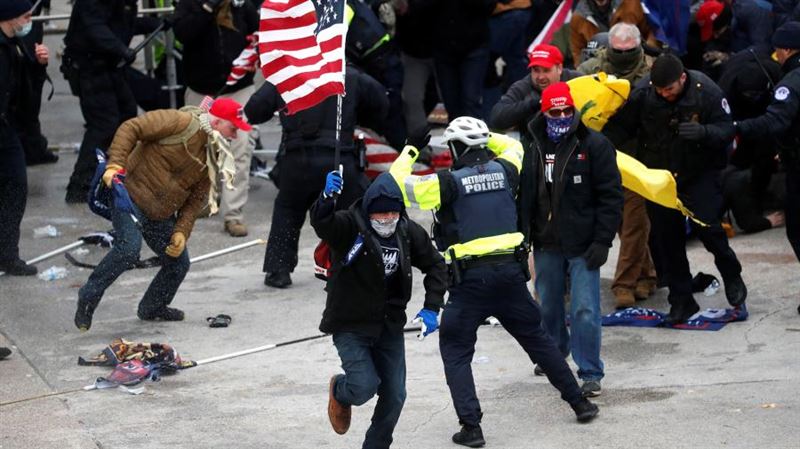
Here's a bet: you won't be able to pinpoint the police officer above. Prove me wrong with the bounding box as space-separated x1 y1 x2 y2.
389 118 598 447
604 53 746 324
735 21 800 314
244 65 388 289
61 0 160 203
345 0 405 150
0 0 37 276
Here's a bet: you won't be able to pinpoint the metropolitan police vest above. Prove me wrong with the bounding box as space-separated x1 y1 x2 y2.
434 161 518 251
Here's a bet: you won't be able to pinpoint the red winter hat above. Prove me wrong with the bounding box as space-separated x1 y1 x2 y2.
541 82 574 113
696 0 725 42
209 98 252 132
528 44 564 68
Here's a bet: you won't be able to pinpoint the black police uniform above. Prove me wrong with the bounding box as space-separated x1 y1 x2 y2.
346 0 405 150
433 149 585 429
244 66 389 283
604 70 745 321
738 53 800 262
0 31 31 270
61 0 158 202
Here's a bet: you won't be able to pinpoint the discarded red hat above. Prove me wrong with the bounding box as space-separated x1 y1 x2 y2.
696 0 725 42
528 44 564 68
209 97 252 132
540 82 574 113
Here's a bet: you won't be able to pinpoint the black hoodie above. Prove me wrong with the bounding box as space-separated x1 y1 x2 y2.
310 173 447 336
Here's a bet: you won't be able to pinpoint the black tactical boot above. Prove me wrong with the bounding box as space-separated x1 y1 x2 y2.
452 424 485 448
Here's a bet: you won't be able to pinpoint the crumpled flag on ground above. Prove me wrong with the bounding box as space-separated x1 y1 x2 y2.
602 305 749 331
79 338 194 389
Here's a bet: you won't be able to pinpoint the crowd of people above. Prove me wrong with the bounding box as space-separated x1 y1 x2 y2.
1 0 799 447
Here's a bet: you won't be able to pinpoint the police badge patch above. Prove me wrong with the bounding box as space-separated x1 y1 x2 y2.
775 86 790 101
721 98 731 114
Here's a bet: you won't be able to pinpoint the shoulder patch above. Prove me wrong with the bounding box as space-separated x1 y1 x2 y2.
775 86 791 101
721 98 731 114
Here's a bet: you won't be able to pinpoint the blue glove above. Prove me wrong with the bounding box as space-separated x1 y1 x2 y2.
412 308 439 340
323 169 344 198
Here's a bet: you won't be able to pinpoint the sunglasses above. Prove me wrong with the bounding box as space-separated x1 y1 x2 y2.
545 107 574 118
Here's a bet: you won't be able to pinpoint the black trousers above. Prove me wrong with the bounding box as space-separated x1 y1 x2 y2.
439 263 584 427
0 124 28 264
647 171 742 309
785 167 800 262
67 68 137 193
263 148 367 274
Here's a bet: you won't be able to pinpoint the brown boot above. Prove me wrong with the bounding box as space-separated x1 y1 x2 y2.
634 279 657 300
224 220 248 237
613 287 636 309
328 375 351 435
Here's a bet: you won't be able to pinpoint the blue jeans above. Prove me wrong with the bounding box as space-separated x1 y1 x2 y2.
78 203 190 318
332 327 406 449
534 250 604 382
435 45 490 120
440 263 584 427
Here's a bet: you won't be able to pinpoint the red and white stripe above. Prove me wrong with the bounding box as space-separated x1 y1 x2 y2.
258 0 346 114
527 0 574 53
226 34 259 86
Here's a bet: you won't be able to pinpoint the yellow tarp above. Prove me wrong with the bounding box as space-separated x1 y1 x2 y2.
565 73 704 224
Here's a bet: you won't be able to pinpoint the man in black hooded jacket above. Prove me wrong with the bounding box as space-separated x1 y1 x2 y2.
310 171 447 449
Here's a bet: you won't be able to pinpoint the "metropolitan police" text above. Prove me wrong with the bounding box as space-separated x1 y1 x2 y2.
461 172 506 193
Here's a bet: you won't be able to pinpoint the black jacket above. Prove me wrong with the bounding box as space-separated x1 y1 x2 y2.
63 0 159 66
310 174 447 337
519 112 623 257
604 70 735 182
738 53 800 170
244 66 389 152
395 0 437 59
173 0 259 95
431 0 496 59
0 33 22 127
730 0 773 53
489 69 580 149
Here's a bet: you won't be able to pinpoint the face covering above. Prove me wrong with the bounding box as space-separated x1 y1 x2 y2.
607 46 642 73
545 115 573 142
371 218 399 238
14 21 32 37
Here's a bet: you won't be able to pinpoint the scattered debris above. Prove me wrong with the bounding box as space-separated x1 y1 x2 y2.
37 266 67 281
33 225 60 239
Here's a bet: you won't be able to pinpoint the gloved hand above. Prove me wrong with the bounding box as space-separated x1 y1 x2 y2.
201 0 226 13
160 16 174 31
412 308 439 341
122 47 137 66
102 164 123 187
165 232 186 258
582 243 609 271
406 132 431 150
678 122 706 141
323 169 344 198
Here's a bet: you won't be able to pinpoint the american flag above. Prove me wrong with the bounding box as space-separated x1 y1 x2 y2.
258 0 346 114
226 34 259 86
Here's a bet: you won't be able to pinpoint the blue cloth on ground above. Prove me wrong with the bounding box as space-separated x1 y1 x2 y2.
602 305 748 331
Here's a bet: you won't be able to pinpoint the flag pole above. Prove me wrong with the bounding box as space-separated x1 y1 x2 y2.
334 93 343 170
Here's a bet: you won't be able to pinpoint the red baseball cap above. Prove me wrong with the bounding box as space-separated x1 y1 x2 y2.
528 44 564 69
696 0 725 42
209 97 252 132
541 82 575 113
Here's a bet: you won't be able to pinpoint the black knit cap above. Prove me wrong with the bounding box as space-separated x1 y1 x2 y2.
367 195 402 214
0 0 32 21
650 53 684 88
773 21 800 49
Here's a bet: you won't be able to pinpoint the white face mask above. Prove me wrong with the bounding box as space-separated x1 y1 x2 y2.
371 218 399 238
14 21 32 37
